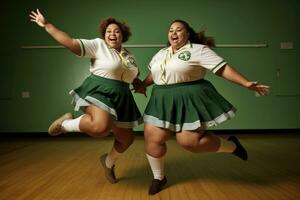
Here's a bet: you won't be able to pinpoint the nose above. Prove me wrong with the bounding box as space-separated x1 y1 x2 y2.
172 31 178 36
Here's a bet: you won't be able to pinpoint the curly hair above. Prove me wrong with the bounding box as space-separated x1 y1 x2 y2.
167 19 215 48
99 17 131 42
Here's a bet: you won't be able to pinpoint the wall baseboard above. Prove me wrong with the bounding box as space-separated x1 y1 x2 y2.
0 129 299 138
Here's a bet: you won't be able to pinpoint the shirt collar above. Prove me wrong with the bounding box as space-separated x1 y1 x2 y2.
169 41 192 54
105 41 124 54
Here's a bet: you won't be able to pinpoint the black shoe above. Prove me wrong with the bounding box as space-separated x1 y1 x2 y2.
228 136 248 161
148 176 167 195
100 154 117 184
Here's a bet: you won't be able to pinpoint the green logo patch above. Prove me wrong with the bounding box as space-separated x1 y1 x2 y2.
178 51 191 61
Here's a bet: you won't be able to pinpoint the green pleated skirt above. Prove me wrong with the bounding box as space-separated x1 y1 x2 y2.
144 79 236 132
70 74 142 128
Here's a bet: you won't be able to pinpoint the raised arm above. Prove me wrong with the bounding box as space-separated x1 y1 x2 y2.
215 64 270 96
29 9 81 56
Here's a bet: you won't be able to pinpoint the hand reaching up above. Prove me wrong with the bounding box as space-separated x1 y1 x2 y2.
29 9 47 27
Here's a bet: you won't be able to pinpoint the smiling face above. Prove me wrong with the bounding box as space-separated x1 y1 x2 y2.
104 23 123 51
168 22 190 51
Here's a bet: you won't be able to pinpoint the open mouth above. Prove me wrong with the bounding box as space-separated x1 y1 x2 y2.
171 36 179 43
109 38 117 42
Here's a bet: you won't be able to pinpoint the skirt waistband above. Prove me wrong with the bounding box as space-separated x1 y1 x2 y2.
89 74 130 87
154 79 205 89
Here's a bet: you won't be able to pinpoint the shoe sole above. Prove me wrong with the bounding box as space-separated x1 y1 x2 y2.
149 177 167 195
48 113 73 136
100 154 117 184
228 136 248 160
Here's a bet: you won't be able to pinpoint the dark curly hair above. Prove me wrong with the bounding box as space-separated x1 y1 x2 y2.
167 19 215 48
99 17 131 42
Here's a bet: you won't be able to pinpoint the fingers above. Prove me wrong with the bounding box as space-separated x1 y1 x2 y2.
258 85 271 89
29 16 35 21
30 8 43 19
257 85 271 95
30 11 38 17
29 11 39 22
29 14 35 18
131 87 147 97
248 81 271 96
255 86 270 96
143 91 147 97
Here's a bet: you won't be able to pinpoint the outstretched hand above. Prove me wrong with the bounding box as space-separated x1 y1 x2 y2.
245 81 271 96
29 9 47 27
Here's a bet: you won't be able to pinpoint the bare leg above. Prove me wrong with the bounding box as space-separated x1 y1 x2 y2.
48 104 113 137
144 123 172 195
79 105 114 137
112 127 134 153
176 129 248 160
144 123 172 158
176 129 221 153
99 127 135 184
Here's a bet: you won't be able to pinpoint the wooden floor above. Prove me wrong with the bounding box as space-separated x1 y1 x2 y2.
0 134 299 200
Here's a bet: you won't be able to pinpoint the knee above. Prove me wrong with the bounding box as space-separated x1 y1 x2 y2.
88 124 111 138
177 138 193 148
145 141 166 157
145 141 157 152
177 138 197 152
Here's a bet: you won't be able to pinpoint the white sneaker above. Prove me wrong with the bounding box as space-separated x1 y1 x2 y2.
48 113 73 136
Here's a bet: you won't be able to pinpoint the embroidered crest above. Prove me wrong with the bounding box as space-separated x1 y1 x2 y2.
178 51 191 61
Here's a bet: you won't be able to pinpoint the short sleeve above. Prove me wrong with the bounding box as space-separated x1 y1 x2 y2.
77 38 102 58
199 46 227 73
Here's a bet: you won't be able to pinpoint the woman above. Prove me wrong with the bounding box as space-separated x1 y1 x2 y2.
134 19 270 195
30 9 142 184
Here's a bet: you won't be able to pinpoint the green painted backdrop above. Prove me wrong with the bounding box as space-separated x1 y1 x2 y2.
1 0 299 132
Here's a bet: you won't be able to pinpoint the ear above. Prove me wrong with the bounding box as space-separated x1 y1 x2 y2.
186 31 190 40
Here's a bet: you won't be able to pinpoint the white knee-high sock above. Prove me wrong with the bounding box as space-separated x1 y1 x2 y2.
62 115 83 132
105 147 122 168
217 137 237 153
146 154 164 180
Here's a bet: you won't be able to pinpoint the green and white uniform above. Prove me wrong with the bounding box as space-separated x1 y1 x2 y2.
144 42 236 132
70 38 142 128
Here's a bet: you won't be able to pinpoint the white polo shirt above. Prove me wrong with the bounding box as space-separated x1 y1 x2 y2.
148 42 226 85
78 38 138 83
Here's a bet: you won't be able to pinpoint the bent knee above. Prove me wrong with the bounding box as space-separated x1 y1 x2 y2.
88 124 111 137
177 139 194 149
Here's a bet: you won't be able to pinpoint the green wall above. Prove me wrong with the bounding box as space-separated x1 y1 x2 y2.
1 0 299 132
